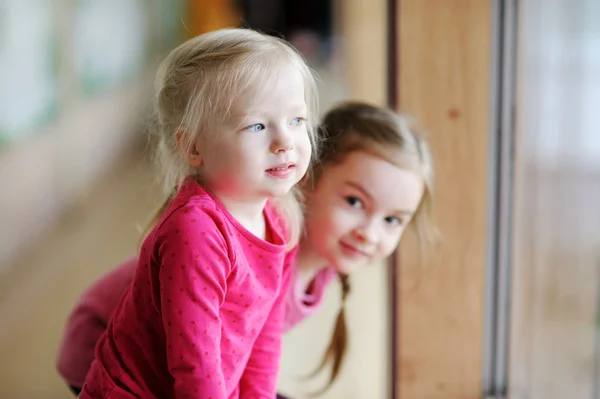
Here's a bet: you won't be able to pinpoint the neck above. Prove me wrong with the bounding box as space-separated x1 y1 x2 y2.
216 194 268 238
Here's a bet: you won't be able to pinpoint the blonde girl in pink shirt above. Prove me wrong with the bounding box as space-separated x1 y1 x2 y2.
58 101 435 397
77 28 318 399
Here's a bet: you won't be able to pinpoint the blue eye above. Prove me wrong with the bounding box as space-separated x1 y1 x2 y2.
345 196 363 208
246 123 265 132
385 216 403 226
290 117 305 126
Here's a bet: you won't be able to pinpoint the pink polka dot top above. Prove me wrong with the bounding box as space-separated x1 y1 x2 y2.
80 179 294 399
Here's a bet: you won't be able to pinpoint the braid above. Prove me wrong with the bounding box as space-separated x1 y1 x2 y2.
310 272 351 393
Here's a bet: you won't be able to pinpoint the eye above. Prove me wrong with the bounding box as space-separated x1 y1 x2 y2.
245 123 265 132
385 216 403 226
345 196 363 209
290 117 305 126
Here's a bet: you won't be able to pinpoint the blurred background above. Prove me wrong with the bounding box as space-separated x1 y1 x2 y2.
0 0 598 398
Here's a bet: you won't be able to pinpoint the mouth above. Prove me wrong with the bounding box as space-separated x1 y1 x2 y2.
265 163 296 178
339 241 370 259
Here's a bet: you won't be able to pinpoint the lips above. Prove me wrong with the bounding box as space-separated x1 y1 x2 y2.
265 163 296 178
267 162 295 171
339 241 370 258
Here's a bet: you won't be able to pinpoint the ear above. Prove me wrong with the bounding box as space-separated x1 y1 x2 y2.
175 130 203 167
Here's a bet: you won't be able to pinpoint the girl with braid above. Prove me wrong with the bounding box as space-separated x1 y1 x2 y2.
287 101 436 391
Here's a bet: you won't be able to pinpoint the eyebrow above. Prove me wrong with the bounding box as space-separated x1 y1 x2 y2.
343 181 415 216
242 103 307 117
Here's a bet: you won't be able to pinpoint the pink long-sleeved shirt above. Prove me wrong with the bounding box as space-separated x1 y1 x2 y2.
57 254 336 394
79 179 292 399
57 232 337 391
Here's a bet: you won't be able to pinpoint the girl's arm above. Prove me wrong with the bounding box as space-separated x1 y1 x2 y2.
239 248 296 398
157 208 230 399
56 258 137 388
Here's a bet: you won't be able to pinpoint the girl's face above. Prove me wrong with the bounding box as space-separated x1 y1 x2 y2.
198 63 312 203
303 150 424 274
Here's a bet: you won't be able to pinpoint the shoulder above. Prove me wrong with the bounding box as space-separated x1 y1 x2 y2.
155 189 229 245
79 257 137 304
264 200 290 243
67 257 137 324
150 187 240 266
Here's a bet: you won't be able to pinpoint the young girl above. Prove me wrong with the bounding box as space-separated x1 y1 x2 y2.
77 28 318 399
290 101 436 390
57 101 435 396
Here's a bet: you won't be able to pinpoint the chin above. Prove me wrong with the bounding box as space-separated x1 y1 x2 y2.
332 261 357 276
267 184 296 198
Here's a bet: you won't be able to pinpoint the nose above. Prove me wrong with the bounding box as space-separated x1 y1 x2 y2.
352 218 379 244
270 125 294 154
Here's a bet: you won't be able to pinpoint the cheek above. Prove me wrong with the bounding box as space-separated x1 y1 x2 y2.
324 206 360 242
297 129 312 155
307 199 346 238
379 232 404 257
236 133 267 156
211 143 241 166
232 145 263 172
308 208 337 238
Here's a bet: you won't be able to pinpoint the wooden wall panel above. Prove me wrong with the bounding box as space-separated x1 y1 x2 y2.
337 0 387 105
186 0 240 36
395 1 492 398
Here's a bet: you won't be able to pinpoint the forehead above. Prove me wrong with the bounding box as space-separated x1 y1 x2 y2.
232 63 307 116
319 151 425 210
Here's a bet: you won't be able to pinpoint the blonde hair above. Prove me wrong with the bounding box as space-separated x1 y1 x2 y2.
142 28 319 246
309 101 437 390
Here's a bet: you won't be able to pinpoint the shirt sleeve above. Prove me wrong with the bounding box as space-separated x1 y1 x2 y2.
238 248 296 398
57 258 137 387
283 266 338 332
56 306 109 387
156 207 231 399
